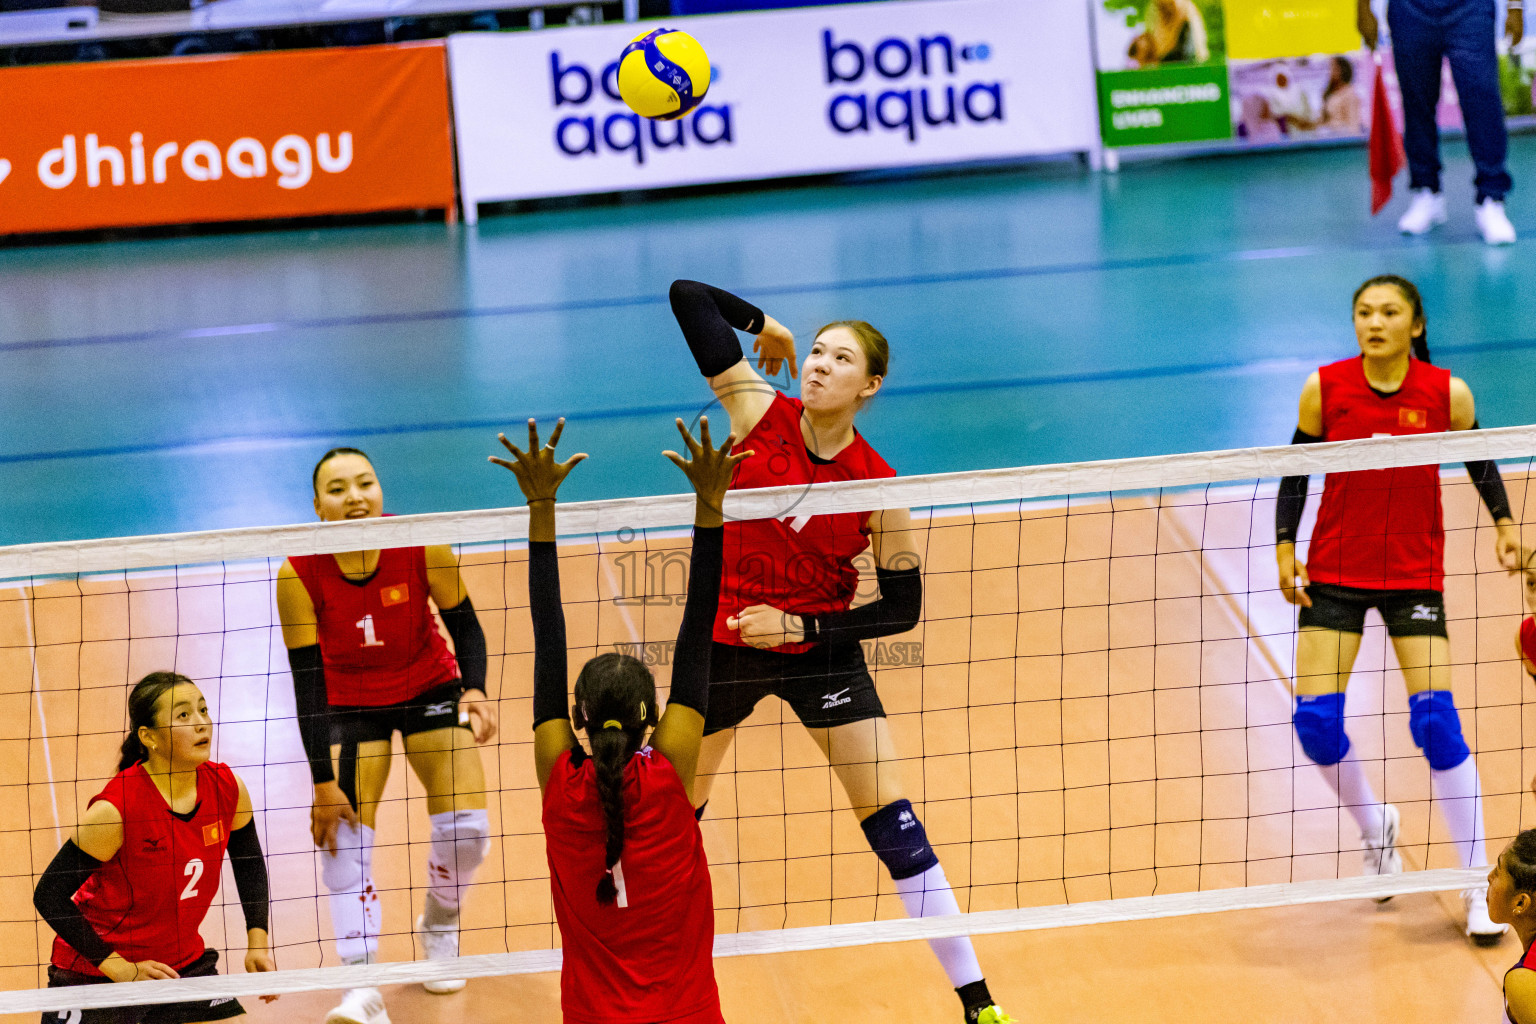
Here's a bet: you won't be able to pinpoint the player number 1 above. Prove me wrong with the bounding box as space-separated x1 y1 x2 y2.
356 614 385 647
182 858 204 900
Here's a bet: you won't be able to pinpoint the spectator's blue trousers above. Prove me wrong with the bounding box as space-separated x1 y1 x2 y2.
1388 0 1512 201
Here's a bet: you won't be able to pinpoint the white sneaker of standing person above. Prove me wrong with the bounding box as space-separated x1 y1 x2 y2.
417 908 467 994
1476 198 1517 245
1398 188 1448 235
1465 886 1508 946
325 987 391 1024
1360 803 1403 902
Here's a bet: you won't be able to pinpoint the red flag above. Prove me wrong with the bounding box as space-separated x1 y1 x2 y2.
1369 59 1404 215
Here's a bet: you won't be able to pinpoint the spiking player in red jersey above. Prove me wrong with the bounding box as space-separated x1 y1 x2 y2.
491 416 744 1024
276 448 496 1024
667 280 1014 1024
1276 275 1522 944
32 672 274 1024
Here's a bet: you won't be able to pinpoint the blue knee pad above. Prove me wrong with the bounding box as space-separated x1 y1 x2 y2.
1293 693 1351 766
860 799 939 881
1408 690 1471 771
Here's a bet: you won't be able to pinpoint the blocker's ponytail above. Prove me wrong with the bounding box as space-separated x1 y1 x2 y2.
118 672 189 771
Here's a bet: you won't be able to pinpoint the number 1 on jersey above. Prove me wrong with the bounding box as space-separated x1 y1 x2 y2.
356 614 385 647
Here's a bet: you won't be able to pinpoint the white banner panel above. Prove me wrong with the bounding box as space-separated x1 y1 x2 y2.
449 0 1097 211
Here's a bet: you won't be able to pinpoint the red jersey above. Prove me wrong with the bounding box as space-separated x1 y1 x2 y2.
52 761 239 976
1504 939 1536 1023
543 747 722 1024
289 546 460 706
1520 617 1536 674
1308 356 1452 591
717 392 896 653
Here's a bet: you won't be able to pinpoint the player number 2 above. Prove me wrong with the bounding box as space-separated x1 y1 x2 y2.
182 858 204 900
356 614 385 647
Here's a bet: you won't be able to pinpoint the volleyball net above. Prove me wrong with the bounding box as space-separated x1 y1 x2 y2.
1 426 1533 1015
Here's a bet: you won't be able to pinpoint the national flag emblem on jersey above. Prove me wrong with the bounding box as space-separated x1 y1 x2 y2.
381 583 409 607
203 822 222 845
1399 407 1428 428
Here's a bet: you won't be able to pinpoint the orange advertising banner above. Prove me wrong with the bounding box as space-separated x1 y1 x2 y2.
0 42 455 235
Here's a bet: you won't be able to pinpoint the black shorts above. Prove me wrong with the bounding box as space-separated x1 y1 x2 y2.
43 949 243 1024
329 680 469 747
704 641 886 735
330 680 469 809
1298 583 1449 638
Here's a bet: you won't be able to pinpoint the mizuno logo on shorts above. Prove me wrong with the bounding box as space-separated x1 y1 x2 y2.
208 998 234 1007
822 688 852 709
423 701 456 716
1411 605 1438 621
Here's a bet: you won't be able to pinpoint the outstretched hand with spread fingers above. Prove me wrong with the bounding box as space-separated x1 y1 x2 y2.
491 418 588 506
662 416 752 528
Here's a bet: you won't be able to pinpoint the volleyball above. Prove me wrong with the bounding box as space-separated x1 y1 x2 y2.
616 27 711 121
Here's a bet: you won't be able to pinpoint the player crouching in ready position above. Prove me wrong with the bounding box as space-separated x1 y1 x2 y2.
32 672 274 1024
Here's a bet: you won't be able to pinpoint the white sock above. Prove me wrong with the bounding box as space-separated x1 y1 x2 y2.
322 821 380 963
1431 757 1488 869
1322 748 1387 843
894 862 984 989
426 808 491 914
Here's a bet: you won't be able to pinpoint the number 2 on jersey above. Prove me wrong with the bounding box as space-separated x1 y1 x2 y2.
356 613 385 647
182 858 204 900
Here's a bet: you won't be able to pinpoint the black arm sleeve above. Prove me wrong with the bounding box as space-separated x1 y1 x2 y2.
1275 427 1324 544
1463 424 1514 523
803 564 922 644
226 819 270 934
529 541 570 728
440 595 488 695
33 841 114 967
667 526 724 716
287 644 335 785
669 279 765 377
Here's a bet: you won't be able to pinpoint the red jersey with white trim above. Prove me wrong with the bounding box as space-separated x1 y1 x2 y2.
716 391 896 654
52 761 239 976
1520 617 1536 676
542 747 722 1024
289 546 460 706
1308 356 1452 591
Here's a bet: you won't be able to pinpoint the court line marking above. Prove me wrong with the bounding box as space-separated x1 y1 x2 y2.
4 340 1536 470
14 585 64 847
1 234 1529 356
0 866 1488 1012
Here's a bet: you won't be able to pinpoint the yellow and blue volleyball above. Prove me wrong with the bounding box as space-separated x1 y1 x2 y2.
617 28 711 121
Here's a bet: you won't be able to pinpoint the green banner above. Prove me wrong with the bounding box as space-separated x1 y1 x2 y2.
1098 65 1233 146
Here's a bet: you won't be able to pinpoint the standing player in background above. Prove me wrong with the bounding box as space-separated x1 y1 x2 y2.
276 448 495 1024
492 416 741 1024
667 280 1015 1024
1276 274 1521 942
32 672 275 1024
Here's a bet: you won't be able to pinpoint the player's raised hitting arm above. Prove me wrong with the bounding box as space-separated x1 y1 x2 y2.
669 278 797 441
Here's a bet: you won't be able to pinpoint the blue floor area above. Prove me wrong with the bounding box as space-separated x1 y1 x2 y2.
2 137 1534 546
